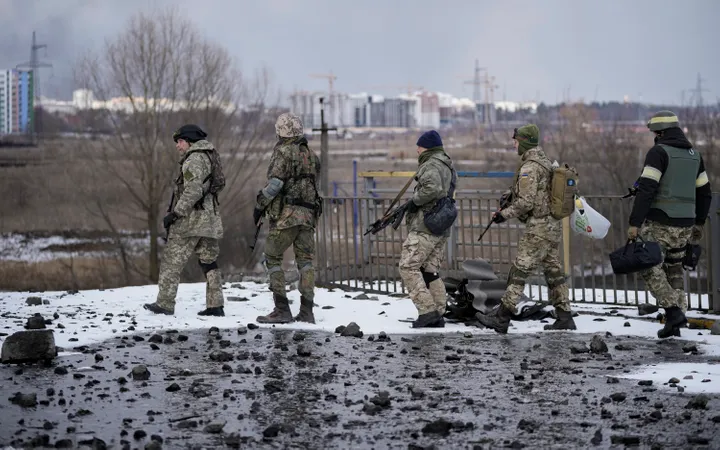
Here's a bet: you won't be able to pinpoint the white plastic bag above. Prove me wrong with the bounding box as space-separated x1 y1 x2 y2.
570 196 610 239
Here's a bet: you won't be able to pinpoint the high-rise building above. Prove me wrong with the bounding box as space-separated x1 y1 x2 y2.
0 69 34 135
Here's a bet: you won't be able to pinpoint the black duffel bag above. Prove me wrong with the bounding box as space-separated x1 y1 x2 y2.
609 237 663 275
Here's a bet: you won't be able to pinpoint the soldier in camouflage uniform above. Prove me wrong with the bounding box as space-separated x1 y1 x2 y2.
398 130 455 328
628 111 712 338
144 124 226 317
476 124 575 333
253 113 322 324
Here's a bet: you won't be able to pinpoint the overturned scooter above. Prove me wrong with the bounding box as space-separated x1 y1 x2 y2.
443 258 551 327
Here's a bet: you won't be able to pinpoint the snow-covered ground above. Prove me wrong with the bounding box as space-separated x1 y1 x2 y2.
1 280 718 392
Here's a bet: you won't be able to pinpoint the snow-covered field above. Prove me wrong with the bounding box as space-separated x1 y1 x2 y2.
1 280 719 394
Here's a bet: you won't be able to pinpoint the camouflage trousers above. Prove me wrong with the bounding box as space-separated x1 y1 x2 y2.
502 231 570 314
639 221 692 312
399 231 448 315
264 225 315 300
156 236 224 311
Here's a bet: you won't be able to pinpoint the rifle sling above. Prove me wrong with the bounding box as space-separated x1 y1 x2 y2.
381 174 416 218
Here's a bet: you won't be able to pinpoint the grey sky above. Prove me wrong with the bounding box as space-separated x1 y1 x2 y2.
1 0 718 105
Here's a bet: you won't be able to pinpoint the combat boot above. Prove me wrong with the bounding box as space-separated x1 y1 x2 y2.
657 306 687 339
256 294 294 324
543 309 577 330
143 303 173 315
198 307 225 317
475 304 513 334
412 310 444 328
294 296 316 324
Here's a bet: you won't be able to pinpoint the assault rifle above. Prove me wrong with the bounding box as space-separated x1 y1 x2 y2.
163 191 175 243
364 174 415 236
250 220 263 251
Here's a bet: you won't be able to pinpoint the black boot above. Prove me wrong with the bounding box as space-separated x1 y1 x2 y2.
257 294 294 324
476 304 513 334
658 306 687 339
412 311 443 328
143 303 174 315
294 296 316 324
198 306 225 317
544 309 577 330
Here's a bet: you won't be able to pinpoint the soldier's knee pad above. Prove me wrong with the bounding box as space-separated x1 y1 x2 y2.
199 260 218 275
420 267 440 288
507 264 528 286
267 266 283 276
544 267 566 290
298 262 314 273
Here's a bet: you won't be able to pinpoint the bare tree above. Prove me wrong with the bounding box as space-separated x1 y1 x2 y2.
74 8 276 282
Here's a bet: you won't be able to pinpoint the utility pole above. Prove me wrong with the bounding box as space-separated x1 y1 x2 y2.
312 97 337 197
16 31 52 140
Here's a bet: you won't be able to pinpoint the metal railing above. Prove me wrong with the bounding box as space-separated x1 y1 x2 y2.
314 172 720 312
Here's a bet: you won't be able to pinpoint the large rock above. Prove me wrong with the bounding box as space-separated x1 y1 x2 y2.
1 330 57 363
711 320 720 336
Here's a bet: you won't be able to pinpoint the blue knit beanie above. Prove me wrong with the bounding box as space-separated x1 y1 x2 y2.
416 130 443 149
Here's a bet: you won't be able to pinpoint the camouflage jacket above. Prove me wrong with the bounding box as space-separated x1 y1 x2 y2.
502 147 561 240
170 140 224 239
256 137 321 230
406 150 454 236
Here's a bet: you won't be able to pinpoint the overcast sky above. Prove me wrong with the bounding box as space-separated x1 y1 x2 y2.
1 0 718 105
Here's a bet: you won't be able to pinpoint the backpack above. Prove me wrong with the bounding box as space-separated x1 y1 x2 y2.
548 163 579 220
423 158 458 235
192 149 225 210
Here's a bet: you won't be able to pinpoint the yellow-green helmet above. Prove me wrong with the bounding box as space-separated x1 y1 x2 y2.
646 110 679 132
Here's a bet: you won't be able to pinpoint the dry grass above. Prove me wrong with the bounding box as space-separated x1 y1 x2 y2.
0 257 151 292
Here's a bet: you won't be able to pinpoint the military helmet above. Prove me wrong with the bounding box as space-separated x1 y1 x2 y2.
173 124 207 143
275 113 304 138
646 110 680 132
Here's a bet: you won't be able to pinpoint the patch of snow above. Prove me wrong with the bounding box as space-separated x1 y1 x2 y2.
617 363 720 394
0 281 718 361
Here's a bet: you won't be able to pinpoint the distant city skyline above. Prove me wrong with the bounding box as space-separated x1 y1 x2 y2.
1 0 718 106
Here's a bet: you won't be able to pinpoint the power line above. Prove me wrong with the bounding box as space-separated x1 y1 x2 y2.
16 31 53 138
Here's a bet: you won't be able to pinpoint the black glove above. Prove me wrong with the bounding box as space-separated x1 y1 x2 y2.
406 200 420 214
253 207 263 226
163 212 179 229
491 211 506 224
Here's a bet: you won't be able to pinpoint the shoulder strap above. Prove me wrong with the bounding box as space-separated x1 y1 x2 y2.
432 156 457 199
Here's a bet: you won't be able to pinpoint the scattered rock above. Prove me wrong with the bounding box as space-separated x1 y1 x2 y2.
237 326 248 335
227 296 249 302
9 392 37 407
297 345 312 357
668 377 680 384
1 329 57 363
25 313 46 330
210 351 234 362
590 335 608 354
685 394 709 410
340 322 363 338
638 380 653 386
247 323 259 330
131 365 151 381
637 303 659 316
148 334 163 344
623 322 631 327
610 393 626 402
353 294 369 300
710 321 720 335
25 296 42 306
422 418 453 436
570 344 589 354
166 383 181 392
204 421 226 434
263 424 281 438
